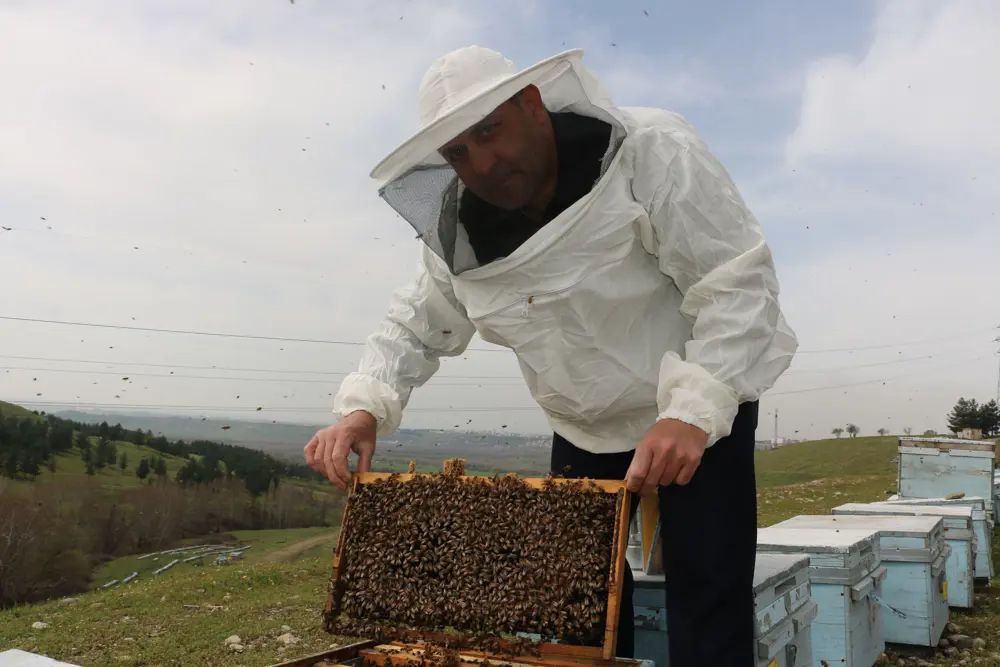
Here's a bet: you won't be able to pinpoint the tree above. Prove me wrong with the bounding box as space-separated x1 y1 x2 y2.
947 398 981 434
47 457 56 473
3 451 18 478
846 424 860 438
903 427 912 436
48 424 74 453
119 452 128 471
85 458 96 476
831 427 844 439
74 432 90 451
977 400 1000 437
877 428 889 436
922 429 936 436
153 457 167 477
945 397 1000 437
135 458 150 480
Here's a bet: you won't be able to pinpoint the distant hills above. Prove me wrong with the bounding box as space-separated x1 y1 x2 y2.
51 408 553 476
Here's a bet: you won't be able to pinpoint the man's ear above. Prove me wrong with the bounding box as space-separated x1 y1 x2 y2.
518 84 547 122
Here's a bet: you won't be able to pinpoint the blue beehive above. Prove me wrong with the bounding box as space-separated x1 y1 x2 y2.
896 437 996 518
834 502 976 609
881 496 994 582
752 553 818 666
757 526 886 667
773 514 949 648
629 554 817 667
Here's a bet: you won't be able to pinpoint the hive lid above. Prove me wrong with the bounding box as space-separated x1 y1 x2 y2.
835 502 974 533
752 552 810 595
324 470 632 662
758 525 878 552
777 513 944 539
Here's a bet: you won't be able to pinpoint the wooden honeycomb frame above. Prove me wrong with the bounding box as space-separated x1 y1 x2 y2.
324 467 631 661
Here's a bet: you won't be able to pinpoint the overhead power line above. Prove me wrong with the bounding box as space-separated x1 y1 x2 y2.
10 399 541 413
0 354 521 379
1 315 996 354
0 315 507 353
8 354 991 418
0 365 523 387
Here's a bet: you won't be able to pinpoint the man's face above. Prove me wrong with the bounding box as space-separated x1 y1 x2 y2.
439 88 553 211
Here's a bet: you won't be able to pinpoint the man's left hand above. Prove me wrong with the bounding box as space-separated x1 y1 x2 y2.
625 419 709 497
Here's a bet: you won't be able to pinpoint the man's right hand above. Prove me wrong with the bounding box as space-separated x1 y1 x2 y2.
304 411 377 491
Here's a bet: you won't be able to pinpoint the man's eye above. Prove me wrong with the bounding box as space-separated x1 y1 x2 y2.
475 123 497 138
444 146 466 162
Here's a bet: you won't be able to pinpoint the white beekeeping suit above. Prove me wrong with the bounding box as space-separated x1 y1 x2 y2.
334 46 798 453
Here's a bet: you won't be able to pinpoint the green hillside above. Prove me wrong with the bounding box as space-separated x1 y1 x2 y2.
755 435 897 487
29 438 191 487
0 400 46 421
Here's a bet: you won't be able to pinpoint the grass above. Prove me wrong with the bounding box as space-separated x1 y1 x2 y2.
755 434 898 487
0 554 354 666
26 439 191 489
89 527 337 592
0 400 46 421
0 434 997 666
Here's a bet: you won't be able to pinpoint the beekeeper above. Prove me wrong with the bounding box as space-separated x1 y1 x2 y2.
305 46 797 665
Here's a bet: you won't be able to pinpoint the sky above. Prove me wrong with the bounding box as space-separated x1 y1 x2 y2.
1 0 998 442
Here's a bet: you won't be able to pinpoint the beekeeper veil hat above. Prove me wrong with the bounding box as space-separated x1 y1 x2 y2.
371 45 627 274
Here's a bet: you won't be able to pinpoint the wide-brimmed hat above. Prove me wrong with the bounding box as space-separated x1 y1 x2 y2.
369 45 585 186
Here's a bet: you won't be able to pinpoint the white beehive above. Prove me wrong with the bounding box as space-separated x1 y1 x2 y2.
773 514 949 647
834 502 976 608
880 496 994 581
757 526 886 667
896 437 995 516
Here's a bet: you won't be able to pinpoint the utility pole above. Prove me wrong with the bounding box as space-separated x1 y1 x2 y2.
773 408 779 448
994 335 1000 404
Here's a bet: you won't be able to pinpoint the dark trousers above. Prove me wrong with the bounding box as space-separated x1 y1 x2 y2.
550 401 759 666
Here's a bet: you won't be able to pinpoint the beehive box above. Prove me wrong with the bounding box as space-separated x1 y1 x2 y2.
993 470 1000 517
880 496 994 581
773 515 949 647
323 469 634 666
630 571 666 666
834 502 976 608
896 437 996 515
757 526 887 667
628 553 817 667
752 553 818 667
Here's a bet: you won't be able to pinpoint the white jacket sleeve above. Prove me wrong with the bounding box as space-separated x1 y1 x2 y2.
634 118 798 447
333 245 477 437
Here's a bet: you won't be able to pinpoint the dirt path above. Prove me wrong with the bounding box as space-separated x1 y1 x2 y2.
258 532 338 563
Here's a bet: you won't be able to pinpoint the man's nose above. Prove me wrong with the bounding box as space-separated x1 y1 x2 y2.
467 145 497 178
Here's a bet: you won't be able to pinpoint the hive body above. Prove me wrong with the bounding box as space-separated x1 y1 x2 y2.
834 502 976 608
771 515 949 647
756 526 886 667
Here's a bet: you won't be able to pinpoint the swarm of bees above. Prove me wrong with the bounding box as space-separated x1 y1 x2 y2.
324 472 623 654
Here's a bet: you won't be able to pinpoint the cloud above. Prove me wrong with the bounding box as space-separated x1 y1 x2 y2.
753 0 1000 439
786 0 1000 172
0 0 545 432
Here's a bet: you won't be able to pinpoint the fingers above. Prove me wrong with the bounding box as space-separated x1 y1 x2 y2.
674 460 699 486
641 449 667 498
330 433 353 491
356 440 375 474
625 446 651 493
304 435 319 469
657 454 683 487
